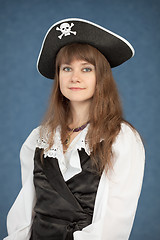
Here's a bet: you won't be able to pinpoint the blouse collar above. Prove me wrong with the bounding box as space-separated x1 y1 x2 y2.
37 125 90 175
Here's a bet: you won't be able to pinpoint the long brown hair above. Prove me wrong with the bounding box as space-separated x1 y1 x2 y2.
41 43 126 173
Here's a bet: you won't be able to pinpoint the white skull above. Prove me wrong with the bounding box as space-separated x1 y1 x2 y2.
56 22 77 39
59 23 71 35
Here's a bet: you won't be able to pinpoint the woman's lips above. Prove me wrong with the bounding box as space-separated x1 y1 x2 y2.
69 87 85 91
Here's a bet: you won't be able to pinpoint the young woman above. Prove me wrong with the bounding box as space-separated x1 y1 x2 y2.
4 18 145 240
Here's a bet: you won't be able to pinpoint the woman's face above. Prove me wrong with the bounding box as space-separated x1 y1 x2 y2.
59 59 96 104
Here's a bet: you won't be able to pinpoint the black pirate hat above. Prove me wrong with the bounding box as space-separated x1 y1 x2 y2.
37 18 135 79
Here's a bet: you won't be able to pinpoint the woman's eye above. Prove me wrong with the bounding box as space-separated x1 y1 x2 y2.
63 67 71 72
83 68 92 72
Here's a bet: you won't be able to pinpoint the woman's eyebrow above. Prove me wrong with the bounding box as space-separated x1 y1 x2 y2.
81 62 91 65
60 63 71 67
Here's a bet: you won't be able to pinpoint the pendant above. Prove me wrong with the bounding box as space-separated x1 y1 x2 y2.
64 136 70 146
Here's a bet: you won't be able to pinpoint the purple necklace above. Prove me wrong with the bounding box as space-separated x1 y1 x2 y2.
67 121 89 132
64 121 89 146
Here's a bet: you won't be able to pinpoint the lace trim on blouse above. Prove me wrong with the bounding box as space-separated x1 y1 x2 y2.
36 125 91 174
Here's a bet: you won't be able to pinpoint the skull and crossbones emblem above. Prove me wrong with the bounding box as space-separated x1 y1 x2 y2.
56 22 77 39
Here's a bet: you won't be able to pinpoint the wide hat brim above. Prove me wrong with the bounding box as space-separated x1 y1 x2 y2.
37 18 134 79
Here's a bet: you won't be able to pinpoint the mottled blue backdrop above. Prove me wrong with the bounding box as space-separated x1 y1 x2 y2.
0 0 160 239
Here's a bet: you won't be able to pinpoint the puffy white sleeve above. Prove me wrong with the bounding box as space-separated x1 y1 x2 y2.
74 123 145 240
4 127 40 240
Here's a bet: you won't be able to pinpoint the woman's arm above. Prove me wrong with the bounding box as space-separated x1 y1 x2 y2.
74 123 145 240
4 127 39 240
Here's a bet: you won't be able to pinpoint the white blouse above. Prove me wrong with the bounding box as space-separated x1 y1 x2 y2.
4 123 145 240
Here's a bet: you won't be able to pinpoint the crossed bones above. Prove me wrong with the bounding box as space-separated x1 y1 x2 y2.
56 22 77 39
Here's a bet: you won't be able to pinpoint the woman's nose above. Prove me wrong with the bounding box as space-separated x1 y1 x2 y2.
71 70 80 82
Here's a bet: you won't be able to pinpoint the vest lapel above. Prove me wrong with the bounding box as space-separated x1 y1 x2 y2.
42 154 84 210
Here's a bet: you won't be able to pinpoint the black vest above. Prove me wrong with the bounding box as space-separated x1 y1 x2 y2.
30 147 101 240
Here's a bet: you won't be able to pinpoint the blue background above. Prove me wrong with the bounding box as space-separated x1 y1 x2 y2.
0 0 160 239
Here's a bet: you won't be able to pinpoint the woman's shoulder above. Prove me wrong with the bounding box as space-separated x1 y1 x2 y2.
21 126 41 151
119 122 142 141
112 122 144 154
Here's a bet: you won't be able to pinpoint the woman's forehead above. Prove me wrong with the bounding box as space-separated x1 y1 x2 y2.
56 44 97 67
58 54 95 67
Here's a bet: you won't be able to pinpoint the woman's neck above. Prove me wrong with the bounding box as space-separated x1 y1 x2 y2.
69 101 90 128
